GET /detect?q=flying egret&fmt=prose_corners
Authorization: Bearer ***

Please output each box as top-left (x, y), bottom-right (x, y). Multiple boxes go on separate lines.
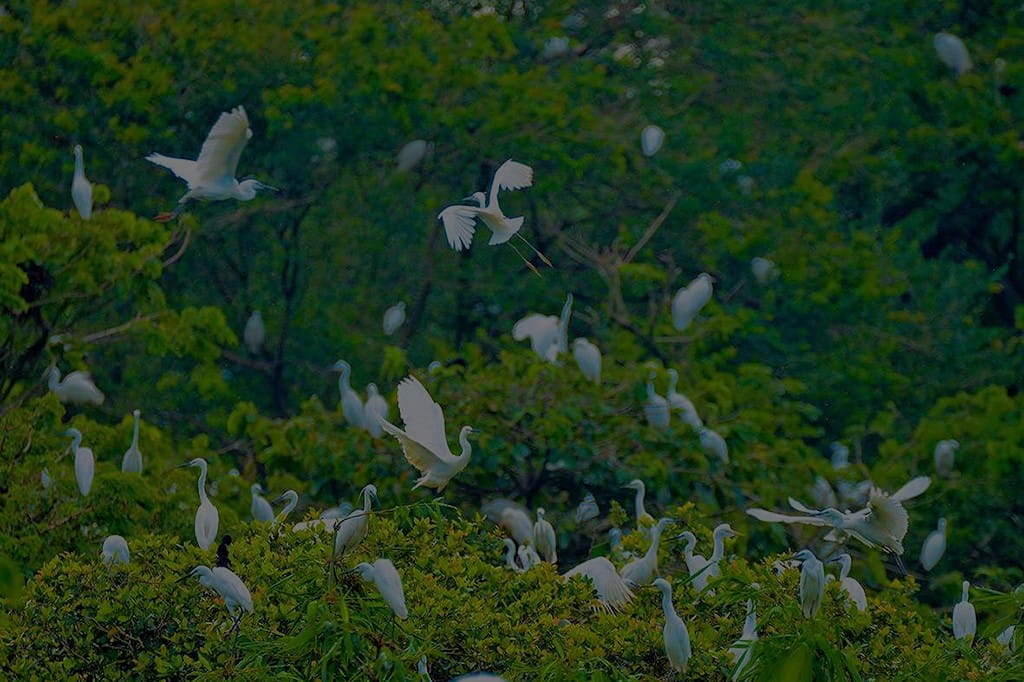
top-left (830, 442), bottom-right (850, 470)
top-left (71, 144), bottom-right (93, 220)
top-left (355, 558), bottom-right (408, 619)
top-left (933, 439), bottom-right (959, 478)
top-left (707, 523), bottom-right (739, 579)
top-left (272, 490), bottom-right (299, 527)
top-left (331, 360), bottom-right (366, 429)
top-left (623, 479), bottom-right (656, 530)
top-left (934, 32), bottom-right (972, 76)
top-left (65, 429), bottom-right (94, 496)
top-left (563, 557), bottom-right (634, 612)
top-left (397, 140), bottom-right (432, 172)
top-left (243, 311), bottom-right (265, 355)
top-left (147, 105), bottom-right (276, 222)
top-left (48, 366), bottom-right (104, 405)
top-left (101, 535), bottom-right (130, 565)
top-left (652, 578), bottom-right (691, 674)
top-left (383, 302), bottom-right (406, 336)
top-left (512, 294), bottom-right (573, 363)
top-left (728, 593), bottom-right (758, 680)
top-left (794, 549), bottom-right (825, 619)
top-left (698, 426), bottom-right (729, 463)
top-left (676, 531), bottom-right (712, 593)
top-left (250, 484), bottom-right (274, 523)
top-left (620, 518), bottom-right (673, 587)
top-left (177, 458), bottom-right (219, 551)
top-left (184, 565), bottom-right (253, 629)
top-left (640, 125), bottom-right (666, 157)
top-left (437, 159), bottom-right (551, 269)
top-left (920, 518), bottom-right (947, 571)
top-left (121, 409), bottom-right (143, 474)
top-left (363, 384), bottom-right (389, 438)
top-left (666, 369), bottom-right (702, 428)
top-left (952, 581), bottom-right (976, 640)
top-left (571, 338), bottom-right (601, 384)
top-left (574, 491), bottom-right (600, 524)
top-left (379, 375), bottom-right (475, 492)
top-left (671, 273), bottom-right (713, 331)
top-left (643, 372), bottom-right (670, 429)
top-left (750, 257), bottom-right (779, 285)
top-left (333, 484), bottom-right (378, 558)
top-left (829, 553), bottom-right (867, 611)
top-left (533, 508), bottom-right (557, 564)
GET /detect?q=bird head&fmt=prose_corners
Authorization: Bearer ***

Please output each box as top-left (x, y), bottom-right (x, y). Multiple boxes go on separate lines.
top-left (177, 566), bottom-right (208, 583)
top-left (651, 578), bottom-right (672, 595)
top-left (813, 508), bottom-right (845, 526)
top-left (272, 490), bottom-right (298, 506)
top-left (463, 191), bottom-right (486, 207)
top-left (330, 359), bottom-right (350, 373)
top-left (623, 479), bottom-right (644, 491)
top-left (250, 483), bottom-right (264, 495)
top-left (791, 549), bottom-right (817, 562)
top-left (937, 517), bottom-right (947, 532)
top-left (361, 484), bottom-right (378, 504)
top-left (176, 458), bottom-right (204, 470)
top-left (714, 523), bottom-right (740, 539)
top-left (239, 179), bottom-right (279, 196)
top-left (672, 530), bottom-right (696, 547)
top-left (461, 426), bottom-right (478, 438)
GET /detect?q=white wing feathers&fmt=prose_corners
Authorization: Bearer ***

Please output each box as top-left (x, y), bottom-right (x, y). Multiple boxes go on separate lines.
top-left (145, 154), bottom-right (199, 185)
top-left (563, 557), bottom-right (634, 612)
top-left (394, 376), bottom-right (456, 463)
top-left (746, 508), bottom-right (831, 526)
top-left (196, 106), bottom-right (252, 183)
top-left (890, 476), bottom-right (931, 503)
top-left (491, 159), bottom-right (533, 196)
top-left (437, 205), bottom-right (480, 251)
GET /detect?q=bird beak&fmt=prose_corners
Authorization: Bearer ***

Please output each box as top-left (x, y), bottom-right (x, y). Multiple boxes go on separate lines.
top-left (175, 570), bottom-right (194, 583)
top-left (461, 195), bottom-right (476, 202)
top-left (258, 182), bottom-right (280, 193)
top-left (271, 494), bottom-right (288, 505)
top-left (671, 533), bottom-right (688, 540)
top-left (175, 462), bottom-right (192, 469)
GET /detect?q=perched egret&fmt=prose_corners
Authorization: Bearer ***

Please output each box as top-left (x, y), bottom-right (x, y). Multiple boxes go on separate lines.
top-left (483, 499), bottom-right (534, 546)
top-left (623, 479), bottom-right (656, 530)
top-left (517, 542), bottom-right (543, 570)
top-left (355, 558), bottom-right (408, 619)
top-left (563, 557), bottom-right (634, 612)
top-left (707, 523), bottom-right (739, 579)
top-left (380, 376), bottom-right (475, 492)
top-left (41, 468), bottom-right (52, 490)
top-left (933, 439), bottom-right (959, 478)
top-left (698, 426), bottom-right (729, 463)
top-left (574, 491), bottom-right (600, 524)
top-left (48, 366), bottom-right (104, 405)
top-left (794, 549), bottom-right (825, 619)
top-left (997, 625), bottom-right (1016, 651)
top-left (65, 429), bottom-right (94, 496)
top-left (243, 311), bottom-right (265, 355)
top-left (502, 538), bottom-right (525, 572)
top-left (533, 508), bottom-right (557, 564)
top-left (829, 553), bottom-right (867, 611)
top-left (652, 579), bottom-right (691, 674)
top-left (750, 256), bottom-right (779, 285)
top-left (184, 565), bottom-right (253, 628)
top-left (620, 518), bottom-right (673, 587)
top-left (671, 273), bottom-right (713, 331)
top-left (934, 32), bottom-right (972, 76)
top-left (676, 531), bottom-right (712, 593)
top-left (643, 372), bottom-right (670, 429)
top-left (177, 458), bottom-right (220, 551)
top-left (512, 294), bottom-right (573, 363)
top-left (666, 369), bottom-right (702, 428)
top-left (147, 105), bottom-right (276, 222)
top-left (952, 581), bottom-right (976, 640)
top-left (333, 484), bottom-right (378, 558)
top-left (920, 518), bottom-right (947, 572)
top-left (359, 385), bottom-right (388, 439)
top-left (121, 409), bottom-right (143, 474)
top-left (729, 594), bottom-right (758, 680)
top-left (250, 484), bottom-right (274, 522)
top-left (572, 338), bottom-right (601, 384)
top-left (830, 442), bottom-right (850, 470)
top-left (640, 125), bottom-right (666, 157)
top-left (331, 360), bottom-right (366, 429)
top-left (72, 144), bottom-right (93, 220)
top-left (396, 140), bottom-right (432, 172)
top-left (383, 302), bottom-right (406, 336)
top-left (272, 490), bottom-right (299, 527)
top-left (101, 535), bottom-right (130, 565)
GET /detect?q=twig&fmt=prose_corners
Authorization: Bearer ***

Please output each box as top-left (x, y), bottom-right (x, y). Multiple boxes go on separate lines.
top-left (624, 191), bottom-right (681, 264)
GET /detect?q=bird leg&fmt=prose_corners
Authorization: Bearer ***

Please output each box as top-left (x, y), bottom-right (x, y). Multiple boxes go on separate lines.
top-left (888, 550), bottom-right (907, 576)
top-left (507, 243), bottom-right (542, 276)
top-left (515, 232), bottom-right (554, 267)
top-left (154, 201), bottom-right (187, 223)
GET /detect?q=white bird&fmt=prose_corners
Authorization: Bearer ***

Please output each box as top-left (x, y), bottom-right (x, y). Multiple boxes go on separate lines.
top-left (811, 476), bottom-right (838, 510)
top-left (666, 369), bottom-right (702, 428)
top-left (640, 125), bottom-right (666, 157)
top-left (643, 372), bottom-right (670, 429)
top-left (794, 549), bottom-right (825, 619)
top-left (920, 517), bottom-right (947, 571)
top-left (830, 442), bottom-right (850, 470)
top-left (563, 557), bottom-right (634, 612)
top-left (541, 36), bottom-right (570, 60)
top-left (933, 439), bottom-right (959, 478)
top-left (533, 508), bottom-right (557, 564)
top-left (185, 565), bottom-right (253, 627)
top-left (177, 458), bottom-right (219, 551)
top-left (620, 518), bottom-right (673, 587)
top-left (572, 338), bottom-right (601, 384)
top-left (671, 273), bottom-right (713, 331)
top-left (517, 542), bottom-right (543, 570)
top-left (71, 144), bottom-right (93, 220)
top-left (331, 360), bottom-right (366, 429)
top-left (147, 105), bottom-right (276, 222)
top-left (952, 580), bottom-right (976, 640)
top-left (380, 375), bottom-right (475, 492)
top-left (676, 531), bottom-right (712, 593)
top-left (243, 311), bottom-right (265, 355)
top-left (396, 140), bottom-right (432, 172)
top-left (437, 159), bottom-right (551, 269)
top-left (623, 479), bottom-right (656, 530)
top-left (728, 593), bottom-right (758, 680)
top-left (698, 426), bottom-right (729, 464)
top-left (355, 558), bottom-right (408, 619)
top-left (934, 32), bottom-right (972, 76)
top-left (829, 553), bottom-right (867, 611)
top-left (707, 523), bottom-right (739, 579)
top-left (250, 484), bottom-right (274, 522)
top-left (502, 538), bottom-right (526, 572)
top-left (333, 484), bottom-right (378, 558)
top-left (271, 490), bottom-right (299, 527)
top-left (750, 256), bottom-right (779, 285)
top-left (48, 366), bottom-right (104, 405)
top-left (512, 294), bottom-right (573, 363)
top-left (574, 491), bottom-right (600, 524)
top-left (363, 384), bottom-right (390, 439)
top-left (65, 429), bottom-right (94, 496)
top-left (101, 535), bottom-right (130, 565)
top-left (997, 625), bottom-right (1016, 651)
top-left (121, 409), bottom-right (143, 474)
top-left (383, 302), bottom-right (406, 336)
top-left (483, 499), bottom-right (535, 546)
top-left (652, 578), bottom-right (691, 675)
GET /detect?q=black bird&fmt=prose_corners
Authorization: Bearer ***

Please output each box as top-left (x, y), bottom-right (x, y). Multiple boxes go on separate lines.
top-left (216, 535), bottom-right (233, 570)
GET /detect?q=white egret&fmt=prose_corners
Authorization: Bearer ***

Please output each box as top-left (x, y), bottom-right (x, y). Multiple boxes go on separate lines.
top-left (101, 535), bottom-right (130, 565)
top-left (643, 372), bottom-right (670, 429)
top-left (640, 125), bottom-right (666, 157)
top-left (363, 384), bottom-right (389, 439)
top-left (620, 518), bottom-right (673, 587)
top-left (396, 140), bottom-right (432, 172)
top-left (355, 558), bottom-right (408, 619)
top-left (623, 479), bottom-right (656, 530)
top-left (417, 655), bottom-right (431, 680)
top-left (830, 442), bottom-right (850, 470)
top-left (243, 311), bottom-right (265, 355)
top-left (437, 159), bottom-right (551, 268)
top-left (728, 593), bottom-right (758, 680)
top-left (250, 484), bottom-right (274, 522)
top-left (698, 426), bottom-right (729, 463)
top-left (574, 491), bottom-right (600, 524)
top-left (331, 360), bottom-right (366, 429)
top-left (829, 553), bottom-right (867, 611)
top-left (920, 518), bottom-right (947, 571)
top-left (571, 338), bottom-right (601, 384)
top-left (707, 523), bottom-right (739, 579)
top-left (177, 458), bottom-right (219, 551)
top-left (48, 366), bottom-right (104, 405)
top-left (271, 490), bottom-right (299, 527)
top-left (502, 538), bottom-right (526, 572)
top-left (794, 549), bottom-right (825, 619)
top-left (72, 144), bottom-right (93, 220)
top-left (533, 508), bottom-right (557, 564)
top-left (934, 32), bottom-right (972, 76)
top-left (483, 499), bottom-right (534, 546)
top-left (512, 294), bottom-right (573, 363)
top-left (952, 580), bottom-right (976, 640)
top-left (333, 484), bottom-right (378, 558)
top-left (541, 36), bottom-right (570, 60)
top-left (563, 557), bottom-right (634, 612)
top-left (184, 565), bottom-right (253, 628)
top-left (676, 531), bottom-right (712, 593)
top-left (383, 302), bottom-right (406, 336)
top-left (41, 468), bottom-right (52, 489)
top-left (517, 542), bottom-right (543, 570)
top-left (750, 256), bottom-right (779, 285)
top-left (666, 369), bottom-right (702, 428)
top-left (121, 409), bottom-right (143, 474)
top-left (671, 273), bottom-right (713, 331)
top-left (147, 105), bottom-right (276, 222)
top-left (933, 439), bottom-right (959, 478)
top-left (452, 674), bottom-right (507, 682)
top-left (380, 375), bottom-right (475, 492)
top-left (997, 625), bottom-right (1016, 651)
top-left (652, 578), bottom-right (691, 675)
top-left (64, 429), bottom-right (94, 496)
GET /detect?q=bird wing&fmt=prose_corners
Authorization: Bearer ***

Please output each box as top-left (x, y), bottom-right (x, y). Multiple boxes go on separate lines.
top-left (890, 476), bottom-right (931, 503)
top-left (380, 418), bottom-right (453, 477)
top-left (746, 508), bottom-right (831, 526)
top-left (564, 557), bottom-right (634, 611)
top-left (437, 205), bottom-right (480, 251)
top-left (394, 375), bottom-right (456, 461)
top-left (866, 488), bottom-right (909, 547)
top-left (489, 159), bottom-right (533, 206)
top-left (196, 106), bottom-right (253, 183)
top-left (215, 567), bottom-right (254, 612)
top-left (146, 153), bottom-right (200, 185)
top-left (788, 497), bottom-right (821, 514)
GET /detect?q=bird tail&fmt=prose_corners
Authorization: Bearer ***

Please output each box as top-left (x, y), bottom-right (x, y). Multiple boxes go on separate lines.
top-left (488, 216), bottom-right (525, 245)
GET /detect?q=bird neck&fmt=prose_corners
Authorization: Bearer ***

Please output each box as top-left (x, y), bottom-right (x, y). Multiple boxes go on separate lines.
top-left (711, 533), bottom-right (726, 562)
top-left (197, 463), bottom-right (210, 504)
top-left (131, 413), bottom-right (140, 448)
top-left (338, 366), bottom-right (350, 391)
top-left (961, 583), bottom-right (970, 602)
top-left (74, 150), bottom-right (84, 176)
top-left (668, 371), bottom-right (677, 395)
top-left (69, 431), bottom-right (82, 451)
top-left (646, 526), bottom-right (663, 558)
top-left (457, 430), bottom-right (473, 459)
top-left (634, 488), bottom-right (646, 519)
top-left (659, 588), bottom-right (676, 617)
top-left (362, 491), bottom-right (373, 512)
top-left (49, 368), bottom-right (61, 390)
top-left (744, 604), bottom-right (757, 637)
